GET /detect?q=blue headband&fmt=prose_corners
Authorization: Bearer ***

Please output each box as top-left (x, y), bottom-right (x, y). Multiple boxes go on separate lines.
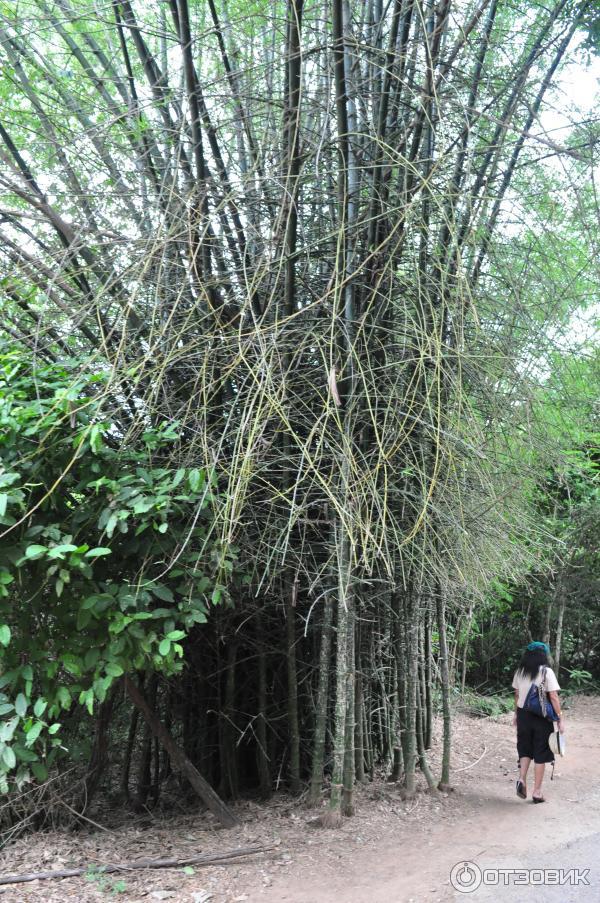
top-left (527, 641), bottom-right (550, 654)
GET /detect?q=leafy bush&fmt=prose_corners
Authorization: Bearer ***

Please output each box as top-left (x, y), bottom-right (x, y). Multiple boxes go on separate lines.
top-left (459, 690), bottom-right (515, 719)
top-left (0, 352), bottom-right (245, 792)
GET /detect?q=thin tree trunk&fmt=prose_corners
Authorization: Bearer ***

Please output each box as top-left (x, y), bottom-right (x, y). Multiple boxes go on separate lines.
top-left (460, 601), bottom-right (475, 695)
top-left (124, 675), bottom-right (239, 828)
top-left (390, 656), bottom-right (404, 782)
top-left (220, 641), bottom-right (238, 799)
top-left (121, 703), bottom-right (139, 803)
top-left (342, 609), bottom-right (356, 816)
top-left (134, 673), bottom-right (158, 811)
top-left (308, 592), bottom-right (334, 805)
top-left (416, 670), bottom-right (437, 792)
top-left (256, 610), bottom-right (271, 799)
top-left (321, 528), bottom-right (354, 826)
top-left (554, 580), bottom-right (567, 677)
top-left (403, 597), bottom-right (419, 796)
top-left (543, 600), bottom-right (553, 647)
top-left (436, 584), bottom-right (452, 790)
top-left (424, 609), bottom-right (433, 749)
top-left (80, 684), bottom-right (119, 812)
top-left (354, 649), bottom-right (365, 783)
top-left (285, 582), bottom-right (301, 794)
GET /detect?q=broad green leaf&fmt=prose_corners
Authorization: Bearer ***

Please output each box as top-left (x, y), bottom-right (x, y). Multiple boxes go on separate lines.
top-left (158, 638), bottom-right (171, 656)
top-left (2, 746), bottom-right (16, 770)
top-left (32, 762), bottom-right (48, 782)
top-left (14, 745), bottom-right (38, 762)
top-left (24, 722), bottom-right (44, 747)
top-left (61, 655), bottom-right (81, 676)
top-left (105, 662), bottom-right (124, 677)
top-left (188, 468), bottom-right (203, 492)
top-left (47, 544), bottom-right (78, 559)
top-left (167, 630), bottom-right (186, 641)
top-left (77, 608), bottom-right (91, 630)
top-left (0, 625), bottom-right (10, 647)
top-left (152, 584), bottom-right (174, 603)
top-left (82, 595), bottom-right (100, 610)
top-left (0, 717), bottom-right (18, 742)
top-left (25, 545), bottom-right (46, 559)
top-left (15, 693), bottom-right (28, 717)
top-left (57, 687), bottom-right (71, 708)
top-left (85, 547), bottom-right (112, 558)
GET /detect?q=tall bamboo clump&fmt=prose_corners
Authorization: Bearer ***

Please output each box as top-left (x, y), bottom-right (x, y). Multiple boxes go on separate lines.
top-left (0, 0), bottom-right (592, 818)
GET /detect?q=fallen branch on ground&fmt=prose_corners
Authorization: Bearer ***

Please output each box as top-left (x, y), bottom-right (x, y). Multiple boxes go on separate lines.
top-left (455, 745), bottom-right (487, 772)
top-left (0, 844), bottom-right (274, 886)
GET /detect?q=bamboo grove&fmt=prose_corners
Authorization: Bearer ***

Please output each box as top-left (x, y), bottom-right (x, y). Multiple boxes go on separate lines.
top-left (0, 0), bottom-right (598, 829)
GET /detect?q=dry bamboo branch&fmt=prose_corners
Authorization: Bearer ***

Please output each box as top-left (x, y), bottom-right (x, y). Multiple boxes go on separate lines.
top-left (0, 845), bottom-right (274, 886)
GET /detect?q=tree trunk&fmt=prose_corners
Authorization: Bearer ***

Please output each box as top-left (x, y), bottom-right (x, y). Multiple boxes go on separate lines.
top-left (424, 609), bottom-right (433, 749)
top-left (416, 671), bottom-right (437, 792)
top-left (219, 641), bottom-right (238, 799)
top-left (543, 599), bottom-right (553, 647)
top-left (80, 684), bottom-right (119, 812)
top-left (308, 592), bottom-right (334, 805)
top-left (354, 657), bottom-right (365, 783)
top-left (324, 528), bottom-right (354, 825)
top-left (121, 702), bottom-right (139, 803)
top-left (403, 600), bottom-right (419, 796)
top-left (256, 611), bottom-right (272, 799)
top-left (342, 608), bottom-right (356, 816)
top-left (124, 675), bottom-right (239, 828)
top-left (285, 581), bottom-right (301, 794)
top-left (554, 582), bottom-right (567, 677)
top-left (460, 600), bottom-right (475, 695)
top-left (436, 584), bottom-right (452, 790)
top-left (134, 673), bottom-right (158, 811)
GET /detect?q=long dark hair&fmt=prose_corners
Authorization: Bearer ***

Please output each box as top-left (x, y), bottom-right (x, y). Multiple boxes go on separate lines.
top-left (516, 647), bottom-right (548, 680)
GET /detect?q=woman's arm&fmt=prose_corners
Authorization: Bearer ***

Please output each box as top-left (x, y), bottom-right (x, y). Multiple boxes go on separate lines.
top-left (548, 690), bottom-right (564, 733)
top-left (512, 688), bottom-right (519, 727)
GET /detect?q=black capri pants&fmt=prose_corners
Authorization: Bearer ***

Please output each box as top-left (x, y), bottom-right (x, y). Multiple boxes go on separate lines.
top-left (516, 706), bottom-right (555, 764)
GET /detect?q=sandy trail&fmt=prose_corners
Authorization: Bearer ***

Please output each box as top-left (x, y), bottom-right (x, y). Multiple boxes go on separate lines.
top-left (253, 696), bottom-right (600, 903)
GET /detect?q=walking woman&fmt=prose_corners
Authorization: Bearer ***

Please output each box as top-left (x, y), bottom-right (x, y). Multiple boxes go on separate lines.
top-left (512, 641), bottom-right (564, 803)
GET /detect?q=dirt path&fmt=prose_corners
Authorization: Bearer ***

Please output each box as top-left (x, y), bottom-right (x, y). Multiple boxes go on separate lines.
top-left (2, 696), bottom-right (599, 903)
top-left (253, 696), bottom-right (600, 903)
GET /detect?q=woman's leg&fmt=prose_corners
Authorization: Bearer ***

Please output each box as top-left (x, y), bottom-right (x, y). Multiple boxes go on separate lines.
top-left (531, 718), bottom-right (553, 799)
top-left (519, 756), bottom-right (531, 786)
top-left (516, 709), bottom-right (534, 796)
top-left (533, 762), bottom-right (545, 798)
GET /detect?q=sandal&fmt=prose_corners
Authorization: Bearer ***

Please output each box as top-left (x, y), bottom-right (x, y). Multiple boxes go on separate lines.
top-left (532, 795), bottom-right (545, 804)
top-left (516, 779), bottom-right (527, 799)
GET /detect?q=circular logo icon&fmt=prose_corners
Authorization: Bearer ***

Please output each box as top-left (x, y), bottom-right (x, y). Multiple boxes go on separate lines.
top-left (450, 861), bottom-right (482, 893)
